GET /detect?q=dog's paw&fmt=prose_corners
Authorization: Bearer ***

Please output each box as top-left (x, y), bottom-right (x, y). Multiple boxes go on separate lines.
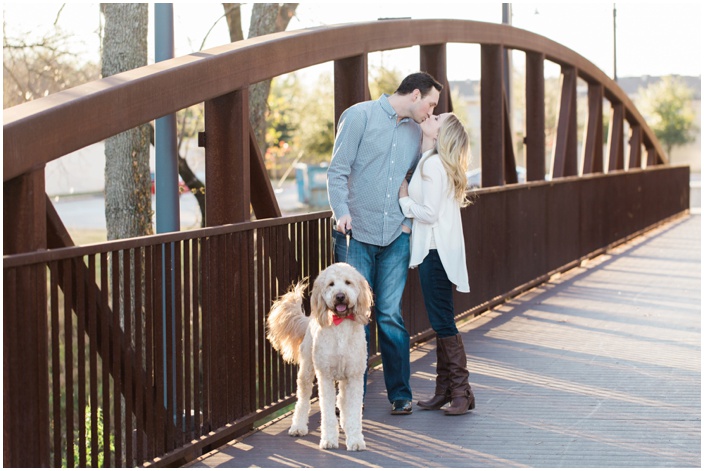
top-left (288, 425), bottom-right (308, 436)
top-left (319, 438), bottom-right (339, 450)
top-left (346, 436), bottom-right (366, 451)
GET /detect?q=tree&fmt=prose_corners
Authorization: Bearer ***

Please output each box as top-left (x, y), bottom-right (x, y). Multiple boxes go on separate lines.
top-left (369, 64), bottom-right (403, 99)
top-left (172, 3), bottom-right (299, 224)
top-left (3, 7), bottom-right (100, 108)
top-left (222, 3), bottom-right (298, 151)
top-left (101, 3), bottom-right (152, 239)
top-left (635, 75), bottom-right (698, 156)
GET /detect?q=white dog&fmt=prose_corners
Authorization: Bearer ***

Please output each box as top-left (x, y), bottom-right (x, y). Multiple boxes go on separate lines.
top-left (266, 262), bottom-right (372, 451)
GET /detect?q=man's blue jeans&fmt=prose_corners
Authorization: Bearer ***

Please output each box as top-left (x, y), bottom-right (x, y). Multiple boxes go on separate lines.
top-left (333, 229), bottom-right (413, 403)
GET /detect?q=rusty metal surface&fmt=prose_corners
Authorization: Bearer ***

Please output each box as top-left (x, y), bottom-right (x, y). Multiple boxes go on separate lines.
top-left (4, 19), bottom-right (666, 182)
top-left (188, 214), bottom-right (700, 469)
top-left (525, 51), bottom-right (546, 182)
top-left (2, 18), bottom-right (687, 468)
top-left (4, 167), bottom-right (689, 466)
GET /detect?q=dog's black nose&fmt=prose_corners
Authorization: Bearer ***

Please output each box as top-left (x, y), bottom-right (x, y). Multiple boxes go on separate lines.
top-left (335, 293), bottom-right (346, 303)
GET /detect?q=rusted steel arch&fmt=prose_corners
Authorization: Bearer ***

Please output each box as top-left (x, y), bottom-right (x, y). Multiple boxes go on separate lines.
top-left (4, 19), bottom-right (666, 182)
top-left (1, 19), bottom-right (687, 468)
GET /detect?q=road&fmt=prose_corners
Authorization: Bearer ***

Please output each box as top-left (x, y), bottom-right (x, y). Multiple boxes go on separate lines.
top-left (52, 175), bottom-right (700, 232)
top-left (52, 179), bottom-right (313, 232)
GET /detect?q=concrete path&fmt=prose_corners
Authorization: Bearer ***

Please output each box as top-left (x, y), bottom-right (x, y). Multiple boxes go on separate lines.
top-left (187, 214), bottom-right (701, 468)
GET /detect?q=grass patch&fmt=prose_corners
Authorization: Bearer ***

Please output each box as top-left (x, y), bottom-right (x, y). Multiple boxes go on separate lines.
top-left (70, 229), bottom-right (108, 246)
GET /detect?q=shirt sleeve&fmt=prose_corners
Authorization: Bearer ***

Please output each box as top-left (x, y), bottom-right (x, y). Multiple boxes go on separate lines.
top-left (399, 158), bottom-right (445, 225)
top-left (326, 106), bottom-right (366, 220)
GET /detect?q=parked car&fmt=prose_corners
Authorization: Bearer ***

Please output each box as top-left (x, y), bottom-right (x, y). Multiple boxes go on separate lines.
top-left (466, 166), bottom-right (527, 188)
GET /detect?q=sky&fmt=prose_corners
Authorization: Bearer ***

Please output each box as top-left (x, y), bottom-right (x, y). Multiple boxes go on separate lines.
top-left (2, 2), bottom-right (702, 81)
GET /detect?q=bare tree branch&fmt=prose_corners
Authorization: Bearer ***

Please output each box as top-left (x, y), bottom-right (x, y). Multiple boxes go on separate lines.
top-left (53, 4), bottom-right (67, 26)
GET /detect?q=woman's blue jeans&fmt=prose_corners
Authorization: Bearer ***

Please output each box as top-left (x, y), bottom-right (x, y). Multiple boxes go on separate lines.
top-left (417, 249), bottom-right (460, 339)
top-left (333, 229), bottom-right (413, 403)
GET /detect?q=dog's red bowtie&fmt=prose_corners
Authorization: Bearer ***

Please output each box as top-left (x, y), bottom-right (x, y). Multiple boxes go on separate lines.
top-left (332, 314), bottom-right (354, 325)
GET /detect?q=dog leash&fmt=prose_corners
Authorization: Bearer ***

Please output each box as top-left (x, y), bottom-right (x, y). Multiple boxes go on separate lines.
top-left (345, 229), bottom-right (351, 261)
top-left (333, 216), bottom-right (352, 262)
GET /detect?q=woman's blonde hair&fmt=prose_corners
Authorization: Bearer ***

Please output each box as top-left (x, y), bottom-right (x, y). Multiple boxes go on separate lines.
top-left (421, 113), bottom-right (471, 207)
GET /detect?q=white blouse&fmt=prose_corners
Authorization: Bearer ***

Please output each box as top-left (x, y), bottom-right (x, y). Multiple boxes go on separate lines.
top-left (399, 150), bottom-right (470, 293)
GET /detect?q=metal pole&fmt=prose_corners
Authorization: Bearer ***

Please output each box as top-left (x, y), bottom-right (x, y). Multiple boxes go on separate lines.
top-left (154, 3), bottom-right (179, 421)
top-left (613, 4), bottom-right (617, 82)
top-left (502, 3), bottom-right (513, 110)
top-left (155, 3), bottom-right (179, 233)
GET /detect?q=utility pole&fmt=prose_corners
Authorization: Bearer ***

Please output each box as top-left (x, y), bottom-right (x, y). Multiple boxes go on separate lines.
top-left (155, 3), bottom-right (179, 233)
top-left (502, 3), bottom-right (513, 109)
top-left (613, 4), bottom-right (618, 82)
top-left (154, 2), bottom-right (179, 418)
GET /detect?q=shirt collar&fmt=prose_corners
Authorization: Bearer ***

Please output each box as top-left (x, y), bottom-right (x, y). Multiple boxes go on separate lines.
top-left (379, 94), bottom-right (410, 123)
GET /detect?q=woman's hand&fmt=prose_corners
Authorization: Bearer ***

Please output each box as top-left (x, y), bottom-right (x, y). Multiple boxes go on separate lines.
top-left (399, 179), bottom-right (409, 198)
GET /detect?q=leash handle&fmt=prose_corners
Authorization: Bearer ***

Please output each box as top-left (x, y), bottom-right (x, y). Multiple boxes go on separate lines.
top-left (332, 217), bottom-right (352, 261)
top-left (345, 229), bottom-right (351, 260)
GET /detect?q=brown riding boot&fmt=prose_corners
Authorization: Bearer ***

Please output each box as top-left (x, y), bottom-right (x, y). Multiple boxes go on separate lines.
top-left (441, 334), bottom-right (476, 416)
top-left (417, 338), bottom-right (451, 410)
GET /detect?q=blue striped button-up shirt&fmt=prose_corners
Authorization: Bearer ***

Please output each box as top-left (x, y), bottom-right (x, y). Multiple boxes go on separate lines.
top-left (327, 94), bottom-right (422, 247)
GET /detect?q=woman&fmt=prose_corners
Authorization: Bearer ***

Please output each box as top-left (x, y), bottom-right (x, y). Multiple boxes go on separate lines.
top-left (398, 112), bottom-right (476, 415)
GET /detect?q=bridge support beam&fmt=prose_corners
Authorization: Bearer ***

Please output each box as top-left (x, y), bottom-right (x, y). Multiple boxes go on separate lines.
top-left (583, 83), bottom-right (605, 174)
top-left (503, 87), bottom-right (518, 184)
top-left (628, 124), bottom-right (643, 170)
top-left (204, 89), bottom-right (251, 225)
top-left (553, 65), bottom-right (578, 178)
top-left (420, 44), bottom-right (450, 114)
top-left (607, 103), bottom-right (626, 172)
top-left (334, 55), bottom-right (369, 128)
top-left (525, 52), bottom-right (546, 182)
top-left (480, 44), bottom-right (505, 187)
top-left (3, 170), bottom-right (50, 467)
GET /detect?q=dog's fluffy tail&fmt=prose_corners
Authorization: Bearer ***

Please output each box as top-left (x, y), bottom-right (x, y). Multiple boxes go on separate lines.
top-left (266, 280), bottom-right (309, 364)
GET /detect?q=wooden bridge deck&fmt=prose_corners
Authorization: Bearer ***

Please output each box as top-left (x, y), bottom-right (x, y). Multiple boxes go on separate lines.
top-left (186, 214), bottom-right (701, 468)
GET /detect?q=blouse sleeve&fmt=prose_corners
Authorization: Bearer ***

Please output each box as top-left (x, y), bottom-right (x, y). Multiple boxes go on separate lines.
top-left (399, 158), bottom-right (445, 225)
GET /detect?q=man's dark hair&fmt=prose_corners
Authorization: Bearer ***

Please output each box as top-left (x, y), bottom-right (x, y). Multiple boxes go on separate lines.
top-left (395, 72), bottom-right (443, 97)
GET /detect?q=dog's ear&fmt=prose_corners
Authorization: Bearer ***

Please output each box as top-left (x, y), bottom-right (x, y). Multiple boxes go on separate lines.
top-left (354, 273), bottom-right (373, 326)
top-left (311, 269), bottom-right (332, 327)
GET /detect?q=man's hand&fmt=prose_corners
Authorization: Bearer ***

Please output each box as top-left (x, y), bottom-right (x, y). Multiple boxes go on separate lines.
top-left (336, 214), bottom-right (352, 234)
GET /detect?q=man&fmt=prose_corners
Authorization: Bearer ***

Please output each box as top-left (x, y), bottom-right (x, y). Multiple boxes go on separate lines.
top-left (327, 72), bottom-right (443, 415)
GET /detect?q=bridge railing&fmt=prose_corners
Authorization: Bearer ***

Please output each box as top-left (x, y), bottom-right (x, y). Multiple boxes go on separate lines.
top-left (3, 20), bottom-right (689, 467)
